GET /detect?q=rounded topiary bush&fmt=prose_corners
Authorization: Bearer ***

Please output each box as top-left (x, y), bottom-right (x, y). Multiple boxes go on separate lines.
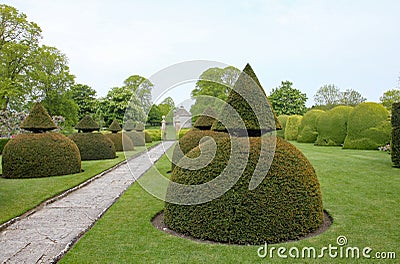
top-left (144, 131), bottom-right (152, 143)
top-left (69, 133), bottom-right (116, 160)
top-left (297, 110), bottom-right (325, 143)
top-left (315, 106), bottom-right (353, 146)
top-left (125, 131), bottom-right (145, 146)
top-left (284, 115), bottom-right (303, 141)
top-left (105, 133), bottom-right (134, 151)
top-left (164, 136), bottom-right (324, 244)
top-left (343, 102), bottom-right (391, 150)
top-left (0, 138), bottom-right (10, 154)
top-left (171, 129), bottom-right (227, 172)
top-left (276, 115), bottom-right (289, 138)
top-left (2, 133), bottom-right (81, 178)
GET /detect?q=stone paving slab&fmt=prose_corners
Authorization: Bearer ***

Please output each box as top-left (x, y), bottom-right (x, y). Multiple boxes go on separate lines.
top-left (0, 141), bottom-right (175, 264)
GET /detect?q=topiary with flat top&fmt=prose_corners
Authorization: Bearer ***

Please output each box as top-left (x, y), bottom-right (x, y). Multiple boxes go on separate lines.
top-left (164, 63), bottom-right (323, 245)
top-left (343, 102), bottom-right (391, 150)
top-left (144, 131), bottom-right (152, 143)
top-left (315, 106), bottom-right (353, 146)
top-left (297, 109), bottom-right (325, 143)
top-left (193, 107), bottom-right (218, 130)
top-left (2, 102), bottom-right (81, 178)
top-left (75, 115), bottom-right (99, 133)
top-left (391, 102), bottom-right (400, 167)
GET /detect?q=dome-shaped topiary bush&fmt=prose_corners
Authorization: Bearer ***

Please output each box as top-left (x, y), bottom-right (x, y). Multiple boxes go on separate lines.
top-left (105, 133), bottom-right (134, 151)
top-left (164, 136), bottom-right (324, 244)
top-left (193, 107), bottom-right (218, 130)
top-left (125, 131), bottom-right (145, 146)
top-left (144, 131), bottom-right (152, 143)
top-left (171, 129), bottom-right (227, 172)
top-left (276, 115), bottom-right (289, 138)
top-left (315, 106), bottom-right (353, 146)
top-left (69, 133), bottom-right (116, 160)
top-left (297, 110), bottom-right (325, 143)
top-left (2, 102), bottom-right (81, 178)
top-left (343, 102), bottom-right (391, 150)
top-left (135, 122), bottom-right (145, 132)
top-left (2, 133), bottom-right (81, 178)
top-left (391, 103), bottom-right (400, 167)
top-left (284, 115), bottom-right (303, 141)
top-left (164, 63), bottom-right (324, 245)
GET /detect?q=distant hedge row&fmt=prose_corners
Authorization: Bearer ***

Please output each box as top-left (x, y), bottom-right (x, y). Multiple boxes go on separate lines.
top-left (392, 103), bottom-right (400, 167)
top-left (278, 102), bottom-right (392, 150)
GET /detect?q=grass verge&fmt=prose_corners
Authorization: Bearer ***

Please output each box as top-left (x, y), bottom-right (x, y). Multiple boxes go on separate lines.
top-left (0, 142), bottom-right (159, 225)
top-left (61, 142), bottom-right (399, 263)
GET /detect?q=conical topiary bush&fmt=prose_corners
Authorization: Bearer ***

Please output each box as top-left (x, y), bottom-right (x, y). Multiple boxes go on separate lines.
top-left (69, 116), bottom-right (116, 160)
top-left (211, 63), bottom-right (281, 136)
top-left (164, 64), bottom-right (324, 245)
top-left (75, 115), bottom-right (100, 133)
top-left (20, 102), bottom-right (57, 133)
top-left (2, 102), bottom-right (81, 178)
top-left (109, 119), bottom-right (122, 133)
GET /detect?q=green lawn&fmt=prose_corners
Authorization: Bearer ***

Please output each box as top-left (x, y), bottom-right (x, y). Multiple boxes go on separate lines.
top-left (61, 142), bottom-right (399, 263)
top-left (0, 142), bottom-right (158, 225)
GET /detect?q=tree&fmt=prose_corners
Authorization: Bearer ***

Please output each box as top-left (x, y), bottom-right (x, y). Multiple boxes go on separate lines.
top-left (380, 89), bottom-right (400, 111)
top-left (0, 4), bottom-right (42, 110)
top-left (70, 84), bottom-right (98, 119)
top-left (161, 96), bottom-right (175, 110)
top-left (190, 66), bottom-right (240, 118)
top-left (123, 75), bottom-right (153, 112)
top-left (102, 86), bottom-right (145, 125)
top-left (269, 81), bottom-right (308, 116)
top-left (339, 89), bottom-right (366, 106)
top-left (146, 104), bottom-right (162, 126)
top-left (313, 84), bottom-right (341, 108)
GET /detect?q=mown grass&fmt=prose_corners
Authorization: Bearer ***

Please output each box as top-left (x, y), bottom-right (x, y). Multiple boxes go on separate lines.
top-left (0, 142), bottom-right (158, 225)
top-left (62, 142), bottom-right (399, 263)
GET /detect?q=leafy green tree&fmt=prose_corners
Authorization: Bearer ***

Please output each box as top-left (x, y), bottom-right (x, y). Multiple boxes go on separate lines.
top-left (70, 84), bottom-right (98, 119)
top-left (190, 66), bottom-right (240, 117)
top-left (161, 96), bottom-right (175, 109)
top-left (123, 75), bottom-right (153, 112)
top-left (339, 89), bottom-right (366, 106)
top-left (313, 84), bottom-right (341, 108)
top-left (102, 86), bottom-right (145, 125)
top-left (146, 104), bottom-right (162, 126)
top-left (380, 89), bottom-right (400, 111)
top-left (269, 81), bottom-right (308, 116)
top-left (0, 4), bottom-right (42, 110)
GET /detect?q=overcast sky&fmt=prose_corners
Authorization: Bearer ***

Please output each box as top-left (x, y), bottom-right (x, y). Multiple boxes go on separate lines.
top-left (4, 0), bottom-right (400, 107)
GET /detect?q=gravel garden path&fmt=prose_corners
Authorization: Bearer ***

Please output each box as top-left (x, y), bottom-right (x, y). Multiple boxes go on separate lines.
top-left (0, 141), bottom-right (175, 264)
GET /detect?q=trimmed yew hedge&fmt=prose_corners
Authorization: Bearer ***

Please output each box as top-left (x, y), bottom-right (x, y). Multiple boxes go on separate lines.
top-left (171, 129), bottom-right (227, 172)
top-left (2, 133), bottom-right (81, 178)
top-left (105, 133), bottom-right (134, 151)
top-left (145, 129), bottom-right (161, 142)
top-left (0, 138), bottom-right (10, 154)
top-left (69, 133), bottom-right (116, 160)
top-left (144, 131), bottom-right (152, 143)
top-left (391, 102), bottom-right (400, 167)
top-left (297, 110), bottom-right (325, 143)
top-left (125, 131), bottom-right (145, 146)
top-left (165, 136), bottom-right (324, 244)
top-left (284, 115), bottom-right (303, 141)
top-left (276, 115), bottom-right (289, 138)
top-left (315, 106), bottom-right (353, 146)
top-left (343, 102), bottom-right (391, 150)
